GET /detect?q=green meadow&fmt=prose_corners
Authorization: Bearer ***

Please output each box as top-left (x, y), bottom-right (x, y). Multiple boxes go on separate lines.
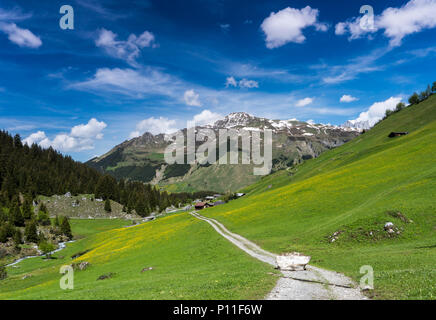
top-left (202, 95), bottom-right (436, 299)
top-left (0, 215), bottom-right (276, 300)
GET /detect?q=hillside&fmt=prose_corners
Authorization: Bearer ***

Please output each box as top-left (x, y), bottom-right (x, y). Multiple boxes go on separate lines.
top-left (0, 214), bottom-right (277, 299)
top-left (87, 113), bottom-right (359, 193)
top-left (200, 95), bottom-right (436, 299)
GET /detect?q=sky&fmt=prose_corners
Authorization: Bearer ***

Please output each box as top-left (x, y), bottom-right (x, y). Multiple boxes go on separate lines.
top-left (0, 0), bottom-right (435, 162)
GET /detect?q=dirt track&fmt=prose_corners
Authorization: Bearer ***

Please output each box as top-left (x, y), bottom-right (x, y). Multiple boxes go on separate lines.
top-left (190, 211), bottom-right (367, 300)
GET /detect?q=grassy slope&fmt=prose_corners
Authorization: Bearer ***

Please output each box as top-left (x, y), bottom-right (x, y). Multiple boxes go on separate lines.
top-left (1, 214), bottom-right (276, 300)
top-left (203, 96), bottom-right (436, 299)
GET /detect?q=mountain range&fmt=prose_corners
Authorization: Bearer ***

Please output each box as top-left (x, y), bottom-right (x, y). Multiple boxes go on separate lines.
top-left (87, 112), bottom-right (360, 193)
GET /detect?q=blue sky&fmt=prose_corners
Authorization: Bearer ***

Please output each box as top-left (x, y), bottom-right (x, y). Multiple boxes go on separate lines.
top-left (0, 0), bottom-right (435, 161)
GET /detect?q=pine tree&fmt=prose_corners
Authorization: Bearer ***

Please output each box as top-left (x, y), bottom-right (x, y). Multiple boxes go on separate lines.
top-left (10, 203), bottom-right (25, 227)
top-left (60, 216), bottom-right (73, 240)
top-left (24, 221), bottom-right (38, 243)
top-left (104, 198), bottom-right (112, 213)
top-left (54, 215), bottom-right (60, 227)
top-left (22, 197), bottom-right (33, 220)
top-left (13, 229), bottom-right (22, 247)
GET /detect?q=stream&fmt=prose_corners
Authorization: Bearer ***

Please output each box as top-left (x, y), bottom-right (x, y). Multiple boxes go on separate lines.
top-left (6, 240), bottom-right (76, 267)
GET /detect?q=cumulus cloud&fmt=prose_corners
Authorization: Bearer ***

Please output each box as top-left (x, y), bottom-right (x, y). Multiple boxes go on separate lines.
top-left (192, 110), bottom-right (223, 126)
top-left (184, 89), bottom-right (202, 107)
top-left (295, 97), bottom-right (313, 107)
top-left (0, 22), bottom-right (41, 48)
top-left (351, 96), bottom-right (402, 127)
top-left (95, 28), bottom-right (157, 66)
top-left (23, 131), bottom-right (47, 146)
top-left (261, 6), bottom-right (328, 49)
top-left (340, 95), bottom-right (359, 103)
top-left (129, 117), bottom-right (177, 138)
top-left (335, 0), bottom-right (436, 46)
top-left (23, 119), bottom-right (107, 152)
top-left (225, 76), bottom-right (259, 88)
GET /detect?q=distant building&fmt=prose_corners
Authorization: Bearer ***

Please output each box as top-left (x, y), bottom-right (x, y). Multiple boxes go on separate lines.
top-left (195, 202), bottom-right (213, 210)
top-left (213, 201), bottom-right (226, 206)
top-left (195, 202), bottom-right (206, 210)
top-left (388, 132), bottom-right (409, 138)
top-left (236, 193), bottom-right (246, 197)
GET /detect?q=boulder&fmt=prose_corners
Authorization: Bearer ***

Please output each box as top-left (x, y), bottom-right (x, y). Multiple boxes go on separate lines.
top-left (276, 252), bottom-right (311, 271)
top-left (384, 222), bottom-right (394, 230)
top-left (97, 272), bottom-right (114, 281)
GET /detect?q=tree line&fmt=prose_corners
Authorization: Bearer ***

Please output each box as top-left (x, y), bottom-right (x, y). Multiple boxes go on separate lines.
top-left (383, 81), bottom-right (436, 119)
top-left (0, 131), bottom-right (214, 218)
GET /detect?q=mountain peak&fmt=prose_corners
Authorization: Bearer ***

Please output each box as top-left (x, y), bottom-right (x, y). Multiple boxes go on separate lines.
top-left (213, 112), bottom-right (257, 128)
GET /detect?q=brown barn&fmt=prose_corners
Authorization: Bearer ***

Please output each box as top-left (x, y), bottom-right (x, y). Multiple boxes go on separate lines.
top-left (195, 202), bottom-right (206, 210)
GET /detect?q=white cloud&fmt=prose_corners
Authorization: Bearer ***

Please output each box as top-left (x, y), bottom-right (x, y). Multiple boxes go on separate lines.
top-left (261, 6), bottom-right (328, 49)
top-left (70, 118), bottom-right (107, 139)
top-left (322, 47), bottom-right (389, 84)
top-left (351, 96), bottom-right (402, 127)
top-left (225, 76), bottom-right (259, 88)
top-left (129, 117), bottom-right (177, 138)
top-left (295, 97), bottom-right (313, 107)
top-left (184, 89), bottom-right (202, 107)
top-left (192, 110), bottom-right (223, 126)
top-left (334, 15), bottom-right (377, 40)
top-left (340, 95), bottom-right (359, 103)
top-left (23, 119), bottom-right (107, 152)
top-left (378, 0), bottom-right (436, 46)
top-left (70, 67), bottom-right (180, 99)
top-left (95, 28), bottom-right (156, 66)
top-left (23, 131), bottom-right (47, 146)
top-left (0, 22), bottom-right (42, 48)
top-left (336, 0), bottom-right (436, 46)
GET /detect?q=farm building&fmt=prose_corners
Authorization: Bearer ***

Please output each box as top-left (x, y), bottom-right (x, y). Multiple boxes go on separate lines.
top-left (195, 202), bottom-right (213, 210)
top-left (388, 132), bottom-right (409, 138)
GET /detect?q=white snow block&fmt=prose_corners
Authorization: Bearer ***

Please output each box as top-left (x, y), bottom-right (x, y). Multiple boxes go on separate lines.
top-left (276, 253), bottom-right (311, 271)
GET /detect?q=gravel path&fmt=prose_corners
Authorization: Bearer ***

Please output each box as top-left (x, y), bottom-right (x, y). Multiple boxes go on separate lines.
top-left (190, 212), bottom-right (367, 300)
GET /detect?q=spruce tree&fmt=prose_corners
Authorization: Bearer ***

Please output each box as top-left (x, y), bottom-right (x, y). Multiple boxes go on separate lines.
top-left (13, 229), bottom-right (22, 247)
top-left (24, 221), bottom-right (38, 243)
top-left (22, 198), bottom-right (33, 220)
top-left (60, 216), bottom-right (73, 240)
top-left (54, 215), bottom-right (60, 227)
top-left (10, 203), bottom-right (25, 227)
top-left (104, 198), bottom-right (112, 213)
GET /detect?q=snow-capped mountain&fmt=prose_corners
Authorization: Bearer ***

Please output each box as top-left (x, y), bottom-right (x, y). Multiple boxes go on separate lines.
top-left (342, 120), bottom-right (371, 130)
top-left (87, 112), bottom-right (360, 193)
